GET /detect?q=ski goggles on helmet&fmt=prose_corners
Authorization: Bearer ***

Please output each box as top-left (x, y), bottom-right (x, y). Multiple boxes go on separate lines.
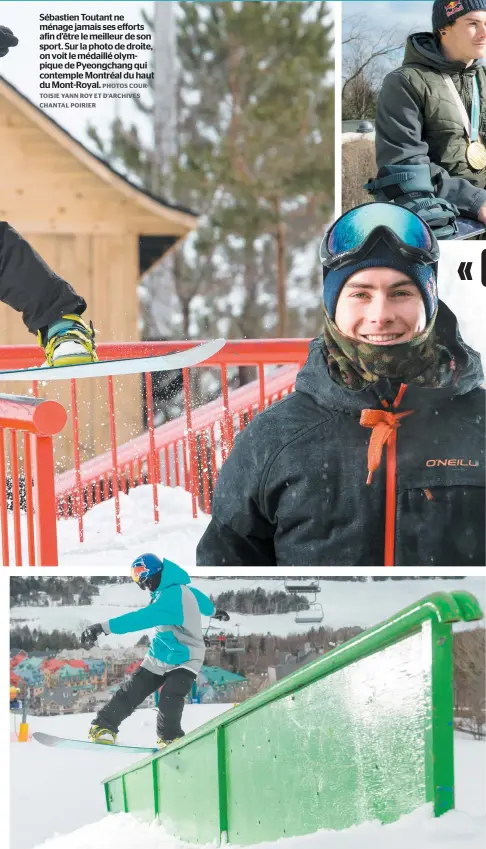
top-left (320, 203), bottom-right (439, 271)
top-left (131, 563), bottom-right (150, 587)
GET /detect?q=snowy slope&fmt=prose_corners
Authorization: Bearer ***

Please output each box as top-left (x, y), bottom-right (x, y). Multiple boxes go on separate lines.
top-left (10, 577), bottom-right (486, 645)
top-left (10, 707), bottom-right (231, 849)
top-left (10, 711), bottom-right (486, 849)
top-left (23, 805), bottom-right (486, 849)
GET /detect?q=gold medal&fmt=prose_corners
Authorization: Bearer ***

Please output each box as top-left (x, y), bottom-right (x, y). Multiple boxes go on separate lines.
top-left (466, 139), bottom-right (486, 171)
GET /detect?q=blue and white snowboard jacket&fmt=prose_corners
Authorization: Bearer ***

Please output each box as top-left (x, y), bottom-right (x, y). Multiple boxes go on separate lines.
top-left (101, 561), bottom-right (214, 676)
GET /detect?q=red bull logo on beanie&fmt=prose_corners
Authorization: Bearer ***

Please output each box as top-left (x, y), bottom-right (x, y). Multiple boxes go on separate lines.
top-left (445, 1), bottom-right (464, 17)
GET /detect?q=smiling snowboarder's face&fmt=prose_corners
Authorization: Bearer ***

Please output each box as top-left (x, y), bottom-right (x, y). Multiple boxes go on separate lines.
top-left (334, 268), bottom-right (427, 346)
top-left (441, 11), bottom-right (486, 62)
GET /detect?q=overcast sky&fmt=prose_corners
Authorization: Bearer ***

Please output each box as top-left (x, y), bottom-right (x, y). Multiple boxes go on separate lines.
top-left (343, 1), bottom-right (431, 37)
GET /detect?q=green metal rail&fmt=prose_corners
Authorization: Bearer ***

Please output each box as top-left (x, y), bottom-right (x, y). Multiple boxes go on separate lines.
top-left (103, 591), bottom-right (483, 845)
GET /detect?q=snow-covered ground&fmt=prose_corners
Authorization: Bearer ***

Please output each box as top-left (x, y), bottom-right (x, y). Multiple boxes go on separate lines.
top-left (58, 485), bottom-right (210, 567)
top-left (7, 485), bottom-right (210, 567)
top-left (10, 707), bottom-right (230, 849)
top-left (10, 711), bottom-right (486, 849)
top-left (10, 577), bottom-right (486, 645)
top-left (342, 131), bottom-right (376, 143)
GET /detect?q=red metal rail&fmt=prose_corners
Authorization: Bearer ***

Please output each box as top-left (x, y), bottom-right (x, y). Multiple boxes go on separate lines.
top-left (0, 394), bottom-right (67, 566)
top-left (0, 340), bottom-right (311, 550)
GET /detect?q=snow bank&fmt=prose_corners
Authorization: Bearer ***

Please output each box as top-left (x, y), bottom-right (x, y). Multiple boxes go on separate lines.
top-left (4, 484), bottom-right (209, 567)
top-left (10, 714), bottom-right (486, 849)
top-left (342, 131), bottom-right (376, 143)
top-left (28, 794), bottom-right (486, 849)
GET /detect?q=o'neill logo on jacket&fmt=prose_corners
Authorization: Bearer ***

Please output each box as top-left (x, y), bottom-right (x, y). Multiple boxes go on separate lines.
top-left (426, 458), bottom-right (479, 467)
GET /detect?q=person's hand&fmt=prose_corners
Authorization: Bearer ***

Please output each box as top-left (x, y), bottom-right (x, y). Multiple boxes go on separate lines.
top-left (80, 623), bottom-right (105, 648)
top-left (214, 609), bottom-right (230, 622)
top-left (477, 204), bottom-right (486, 225)
top-left (0, 27), bottom-right (18, 57)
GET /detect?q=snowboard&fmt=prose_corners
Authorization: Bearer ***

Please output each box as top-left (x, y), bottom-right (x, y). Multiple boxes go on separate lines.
top-left (451, 218), bottom-right (486, 240)
top-left (0, 338), bottom-right (225, 382)
top-left (33, 731), bottom-right (157, 754)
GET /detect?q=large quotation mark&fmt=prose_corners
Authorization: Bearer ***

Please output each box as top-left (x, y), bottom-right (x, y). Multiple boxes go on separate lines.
top-left (458, 261), bottom-right (473, 281)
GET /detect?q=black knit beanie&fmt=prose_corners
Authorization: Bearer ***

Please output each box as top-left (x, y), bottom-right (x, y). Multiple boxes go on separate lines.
top-left (433, 0), bottom-right (486, 31)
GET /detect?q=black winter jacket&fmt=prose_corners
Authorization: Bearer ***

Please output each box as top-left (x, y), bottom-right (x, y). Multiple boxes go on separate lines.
top-left (0, 222), bottom-right (85, 333)
top-left (375, 33), bottom-right (486, 217)
top-left (196, 303), bottom-right (485, 567)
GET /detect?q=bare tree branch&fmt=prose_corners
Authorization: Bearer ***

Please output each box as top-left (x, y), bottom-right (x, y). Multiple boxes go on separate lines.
top-left (342, 17), bottom-right (403, 96)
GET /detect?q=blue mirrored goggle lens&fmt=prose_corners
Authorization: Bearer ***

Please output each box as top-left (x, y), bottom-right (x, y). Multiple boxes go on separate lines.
top-left (327, 204), bottom-right (433, 256)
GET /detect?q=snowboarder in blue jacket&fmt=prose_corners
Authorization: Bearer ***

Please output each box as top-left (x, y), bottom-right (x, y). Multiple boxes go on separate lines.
top-left (80, 555), bottom-right (216, 748)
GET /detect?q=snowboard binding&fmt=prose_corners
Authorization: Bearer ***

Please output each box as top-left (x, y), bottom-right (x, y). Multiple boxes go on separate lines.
top-left (39, 314), bottom-right (98, 368)
top-left (88, 725), bottom-right (117, 745)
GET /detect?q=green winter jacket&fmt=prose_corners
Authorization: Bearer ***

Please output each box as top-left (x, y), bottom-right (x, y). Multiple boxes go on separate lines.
top-left (375, 32), bottom-right (486, 217)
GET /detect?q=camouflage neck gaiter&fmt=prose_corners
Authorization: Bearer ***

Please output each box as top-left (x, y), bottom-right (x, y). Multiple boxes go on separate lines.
top-left (322, 308), bottom-right (455, 390)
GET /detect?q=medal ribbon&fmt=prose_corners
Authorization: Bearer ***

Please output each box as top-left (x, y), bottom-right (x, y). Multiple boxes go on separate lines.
top-left (471, 75), bottom-right (480, 142)
top-left (442, 72), bottom-right (481, 141)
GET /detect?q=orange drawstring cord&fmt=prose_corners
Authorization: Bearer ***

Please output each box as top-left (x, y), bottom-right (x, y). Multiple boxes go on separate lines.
top-left (360, 384), bottom-right (414, 567)
top-left (359, 409), bottom-right (413, 485)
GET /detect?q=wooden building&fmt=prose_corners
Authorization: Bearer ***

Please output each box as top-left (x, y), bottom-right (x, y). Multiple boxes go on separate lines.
top-left (0, 76), bottom-right (198, 468)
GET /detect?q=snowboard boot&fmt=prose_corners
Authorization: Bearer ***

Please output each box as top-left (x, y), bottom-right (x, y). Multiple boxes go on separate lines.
top-left (39, 314), bottom-right (98, 367)
top-left (88, 725), bottom-right (117, 745)
top-left (157, 737), bottom-right (181, 749)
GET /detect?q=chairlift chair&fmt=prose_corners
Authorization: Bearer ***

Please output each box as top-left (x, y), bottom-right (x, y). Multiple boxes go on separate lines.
top-left (294, 603), bottom-right (324, 625)
top-left (223, 637), bottom-right (245, 654)
top-left (285, 580), bottom-right (321, 594)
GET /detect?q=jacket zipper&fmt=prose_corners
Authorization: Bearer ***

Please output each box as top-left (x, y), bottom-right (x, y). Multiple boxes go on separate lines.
top-left (384, 383), bottom-right (409, 567)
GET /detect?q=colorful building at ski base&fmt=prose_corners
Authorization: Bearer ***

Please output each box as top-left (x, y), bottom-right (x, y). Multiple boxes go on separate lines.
top-left (103, 591), bottom-right (484, 845)
top-left (10, 654), bottom-right (108, 699)
top-left (10, 649), bottom-right (246, 713)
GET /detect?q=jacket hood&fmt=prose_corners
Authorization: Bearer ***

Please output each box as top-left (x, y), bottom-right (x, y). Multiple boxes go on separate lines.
top-left (295, 301), bottom-right (483, 415)
top-left (404, 31), bottom-right (484, 73)
top-left (158, 559), bottom-right (191, 590)
top-left (153, 559), bottom-right (214, 617)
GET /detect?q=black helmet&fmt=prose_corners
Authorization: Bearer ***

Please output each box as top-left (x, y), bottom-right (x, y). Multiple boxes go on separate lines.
top-left (0, 26), bottom-right (18, 58)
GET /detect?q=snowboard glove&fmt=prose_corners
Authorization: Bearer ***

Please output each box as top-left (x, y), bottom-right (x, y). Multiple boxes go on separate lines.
top-left (81, 623), bottom-right (105, 648)
top-left (0, 26), bottom-right (18, 57)
top-left (214, 609), bottom-right (230, 622)
top-left (365, 164), bottom-right (459, 239)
